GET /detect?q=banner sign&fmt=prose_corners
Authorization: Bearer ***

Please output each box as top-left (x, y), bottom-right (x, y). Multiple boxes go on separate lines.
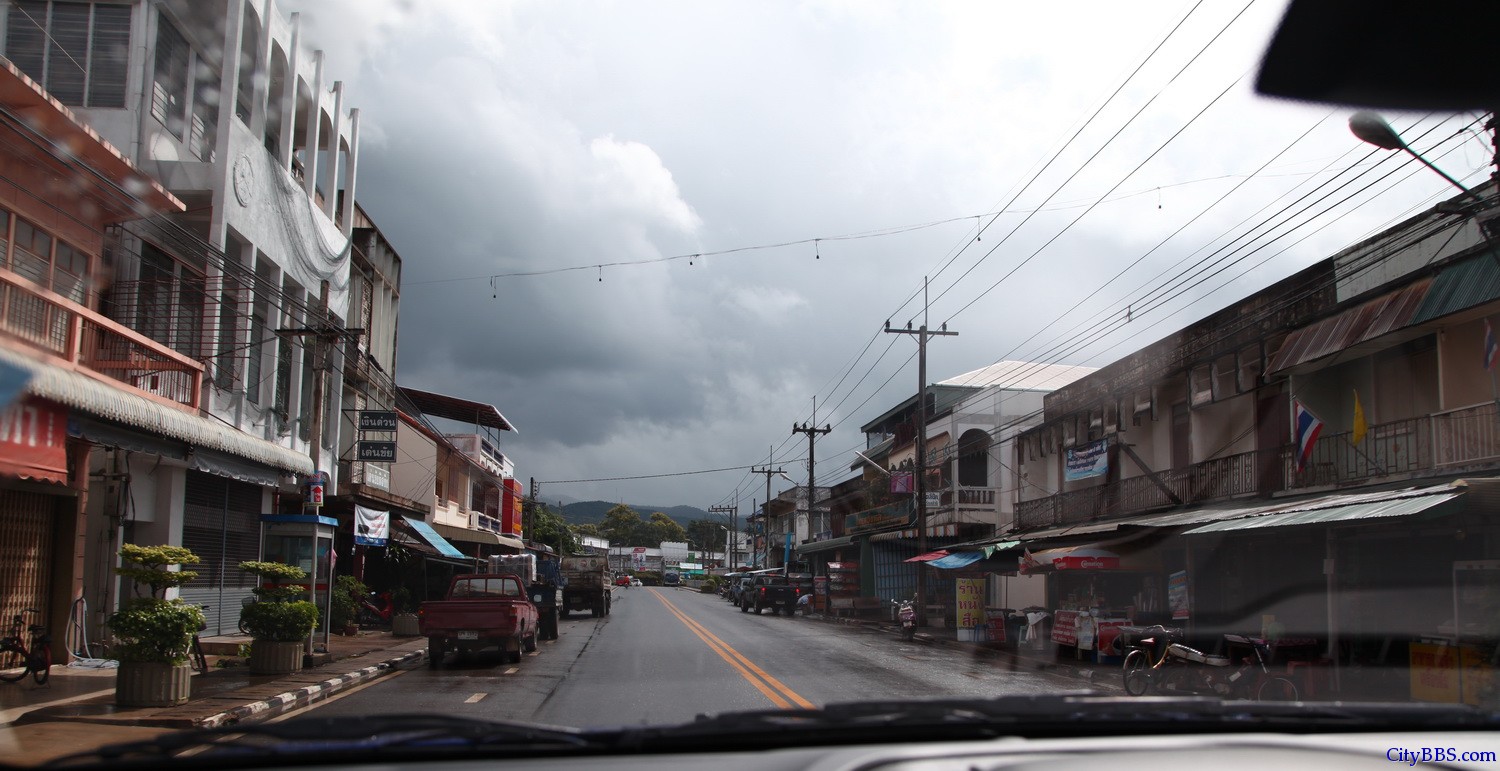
top-left (357, 411), bottom-right (399, 431)
top-left (355, 506), bottom-right (389, 547)
top-left (357, 440), bottom-right (397, 462)
top-left (890, 471), bottom-right (913, 494)
top-left (1064, 438), bottom-right (1109, 481)
top-left (956, 578), bottom-right (985, 629)
top-left (1169, 569), bottom-right (1190, 620)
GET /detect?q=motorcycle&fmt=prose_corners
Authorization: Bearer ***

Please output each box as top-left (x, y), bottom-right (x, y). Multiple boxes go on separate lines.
top-left (892, 596), bottom-right (916, 640)
top-left (357, 590), bottom-right (394, 627)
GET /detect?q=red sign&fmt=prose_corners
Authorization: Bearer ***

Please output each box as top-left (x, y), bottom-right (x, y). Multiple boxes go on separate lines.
top-left (500, 478), bottom-right (525, 535)
top-left (1052, 610), bottom-right (1079, 646)
top-left (0, 397), bottom-right (67, 485)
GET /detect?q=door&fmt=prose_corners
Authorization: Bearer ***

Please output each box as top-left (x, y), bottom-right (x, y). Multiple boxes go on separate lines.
top-left (180, 472), bottom-right (265, 636)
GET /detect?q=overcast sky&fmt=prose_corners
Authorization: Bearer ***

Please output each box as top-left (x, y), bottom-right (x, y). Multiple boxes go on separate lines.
top-left (280, 0), bottom-right (1491, 511)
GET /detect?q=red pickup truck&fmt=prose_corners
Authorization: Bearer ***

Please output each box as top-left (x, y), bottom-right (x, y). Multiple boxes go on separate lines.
top-left (419, 573), bottom-right (539, 669)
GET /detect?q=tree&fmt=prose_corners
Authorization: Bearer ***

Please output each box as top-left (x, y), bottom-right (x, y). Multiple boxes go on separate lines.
top-left (600, 504), bottom-right (645, 546)
top-left (685, 519), bottom-right (723, 552)
top-left (646, 511), bottom-right (688, 545)
top-left (531, 504), bottom-right (581, 555)
top-left (568, 522), bottom-right (601, 537)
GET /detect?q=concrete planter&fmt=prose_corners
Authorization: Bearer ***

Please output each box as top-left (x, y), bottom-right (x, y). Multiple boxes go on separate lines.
top-left (392, 613), bottom-right (420, 637)
top-left (115, 661), bottom-right (192, 707)
top-left (249, 640), bottom-right (305, 675)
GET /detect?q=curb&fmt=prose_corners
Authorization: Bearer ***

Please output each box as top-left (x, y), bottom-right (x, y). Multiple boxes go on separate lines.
top-left (195, 647), bottom-right (427, 729)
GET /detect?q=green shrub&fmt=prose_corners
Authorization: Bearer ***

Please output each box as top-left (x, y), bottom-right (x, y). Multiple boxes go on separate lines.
top-left (331, 574), bottom-right (369, 628)
top-left (239, 600), bottom-right (319, 642)
top-left (107, 598), bottom-right (204, 665)
top-left (116, 544), bottom-right (199, 599)
top-left (239, 561), bottom-right (310, 602)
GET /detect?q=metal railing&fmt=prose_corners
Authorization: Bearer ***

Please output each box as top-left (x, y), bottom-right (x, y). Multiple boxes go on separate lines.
top-left (1016, 404), bottom-right (1500, 529)
top-left (0, 271), bottom-right (202, 408)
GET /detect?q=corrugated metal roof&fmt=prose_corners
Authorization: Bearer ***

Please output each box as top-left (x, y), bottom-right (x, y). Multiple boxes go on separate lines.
top-left (1411, 251), bottom-right (1500, 325)
top-left (938, 360), bottom-right (1098, 391)
top-left (1183, 490), bottom-right (1460, 534)
top-left (400, 386), bottom-right (515, 431)
top-left (0, 345), bottom-right (312, 476)
top-left (1267, 278), bottom-right (1431, 374)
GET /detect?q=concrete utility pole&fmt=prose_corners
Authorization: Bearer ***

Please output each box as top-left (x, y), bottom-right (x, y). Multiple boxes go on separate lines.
top-left (883, 277), bottom-right (956, 628)
top-left (752, 452), bottom-right (785, 570)
top-left (708, 503), bottom-right (737, 568)
top-left (792, 400), bottom-right (831, 577)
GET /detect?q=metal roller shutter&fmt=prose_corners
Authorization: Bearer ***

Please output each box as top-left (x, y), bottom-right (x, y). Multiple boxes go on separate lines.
top-left (180, 472), bottom-right (263, 636)
top-left (0, 490), bottom-right (58, 631)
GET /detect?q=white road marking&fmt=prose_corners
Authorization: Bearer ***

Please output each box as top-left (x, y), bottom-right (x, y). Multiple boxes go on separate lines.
top-left (504, 667), bottom-right (519, 675)
top-left (464, 693), bottom-right (487, 703)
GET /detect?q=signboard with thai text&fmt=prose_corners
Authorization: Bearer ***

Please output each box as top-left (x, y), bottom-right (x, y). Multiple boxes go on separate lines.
top-left (955, 578), bottom-right (985, 629)
top-left (1064, 438), bottom-right (1109, 481)
top-left (357, 440), bottom-right (397, 462)
top-left (357, 411), bottom-right (399, 431)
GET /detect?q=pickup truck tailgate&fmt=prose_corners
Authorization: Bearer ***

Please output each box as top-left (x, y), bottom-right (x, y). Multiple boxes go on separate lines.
top-left (419, 600), bottom-right (521, 637)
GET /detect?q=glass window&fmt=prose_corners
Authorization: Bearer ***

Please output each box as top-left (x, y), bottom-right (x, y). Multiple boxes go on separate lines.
top-left (151, 15), bottom-right (189, 137)
top-left (10, 220), bottom-right (51, 287)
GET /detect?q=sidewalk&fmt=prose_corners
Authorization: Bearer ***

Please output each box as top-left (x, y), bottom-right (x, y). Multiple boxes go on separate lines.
top-left (814, 613), bottom-right (1123, 693)
top-left (0, 630), bottom-right (427, 765)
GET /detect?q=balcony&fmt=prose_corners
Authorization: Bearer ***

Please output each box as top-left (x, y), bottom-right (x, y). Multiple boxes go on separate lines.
top-left (1017, 450), bottom-right (1260, 530)
top-left (1015, 402), bottom-right (1500, 530)
top-left (0, 271), bottom-right (202, 408)
top-left (446, 433), bottom-right (512, 478)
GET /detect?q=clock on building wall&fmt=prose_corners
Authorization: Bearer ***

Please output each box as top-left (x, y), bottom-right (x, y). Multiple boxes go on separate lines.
top-left (233, 155), bottom-right (256, 206)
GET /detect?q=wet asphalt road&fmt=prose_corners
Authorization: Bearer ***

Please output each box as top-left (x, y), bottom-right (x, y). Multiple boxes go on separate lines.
top-left (302, 586), bottom-right (1095, 729)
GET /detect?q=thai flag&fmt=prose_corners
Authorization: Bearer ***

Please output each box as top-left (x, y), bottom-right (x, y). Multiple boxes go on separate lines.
top-left (1485, 319), bottom-right (1498, 371)
top-left (1293, 400), bottom-right (1323, 472)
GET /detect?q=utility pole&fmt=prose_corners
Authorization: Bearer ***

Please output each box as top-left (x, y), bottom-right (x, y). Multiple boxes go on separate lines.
top-left (752, 451), bottom-right (785, 571)
top-left (792, 399), bottom-right (831, 577)
top-left (709, 503), bottom-right (737, 569)
top-left (527, 478), bottom-right (541, 549)
top-left (883, 277), bottom-right (957, 627)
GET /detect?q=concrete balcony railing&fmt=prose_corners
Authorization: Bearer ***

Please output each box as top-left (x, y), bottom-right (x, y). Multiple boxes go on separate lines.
top-left (1017, 449), bottom-right (1260, 530)
top-left (0, 270), bottom-right (202, 409)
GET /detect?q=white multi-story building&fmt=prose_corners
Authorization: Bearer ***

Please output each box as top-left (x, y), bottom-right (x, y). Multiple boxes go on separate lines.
top-left (0, 0), bottom-right (363, 635)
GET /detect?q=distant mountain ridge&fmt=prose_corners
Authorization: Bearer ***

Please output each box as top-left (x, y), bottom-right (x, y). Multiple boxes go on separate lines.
top-left (560, 500), bottom-right (710, 528)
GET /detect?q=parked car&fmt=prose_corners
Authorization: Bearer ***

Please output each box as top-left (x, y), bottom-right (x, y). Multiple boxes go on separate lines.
top-left (740, 575), bottom-right (799, 615)
top-left (630, 578), bottom-right (642, 587)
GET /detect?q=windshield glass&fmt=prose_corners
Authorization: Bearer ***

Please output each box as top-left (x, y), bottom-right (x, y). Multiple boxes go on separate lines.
top-left (0, 0), bottom-right (1496, 767)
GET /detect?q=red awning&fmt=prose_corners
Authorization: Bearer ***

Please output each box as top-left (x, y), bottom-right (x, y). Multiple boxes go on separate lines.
top-left (904, 550), bottom-right (950, 563)
top-left (1021, 545), bottom-right (1123, 573)
top-left (1267, 278), bottom-right (1431, 375)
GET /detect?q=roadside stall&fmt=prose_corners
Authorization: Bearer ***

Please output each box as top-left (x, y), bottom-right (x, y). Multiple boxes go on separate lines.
top-left (1022, 543), bottom-right (1166, 664)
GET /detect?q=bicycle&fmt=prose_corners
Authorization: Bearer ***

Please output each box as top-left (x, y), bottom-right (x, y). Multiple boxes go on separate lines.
top-left (0, 609), bottom-right (51, 685)
top-left (1123, 628), bottom-right (1299, 701)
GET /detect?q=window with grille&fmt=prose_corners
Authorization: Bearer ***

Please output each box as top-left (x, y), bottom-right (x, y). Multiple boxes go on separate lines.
top-left (298, 340), bottom-right (314, 441)
top-left (273, 335), bottom-right (292, 432)
top-left (215, 275), bottom-right (241, 389)
top-left (190, 59), bottom-right (218, 161)
top-left (5, 1), bottom-right (130, 108)
top-left (151, 15), bottom-right (189, 137)
top-left (246, 279), bottom-right (269, 404)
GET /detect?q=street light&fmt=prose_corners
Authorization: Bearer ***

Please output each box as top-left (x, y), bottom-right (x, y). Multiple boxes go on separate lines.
top-left (1348, 111), bottom-right (1485, 203)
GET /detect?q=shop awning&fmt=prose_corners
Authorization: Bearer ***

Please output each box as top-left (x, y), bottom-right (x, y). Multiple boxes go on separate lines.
top-left (1010, 521), bottom-right (1123, 541)
top-left (904, 550), bottom-right (949, 563)
top-left (795, 535), bottom-right (855, 555)
top-left (394, 533), bottom-right (478, 569)
top-left (929, 551), bottom-right (984, 569)
top-left (1183, 489), bottom-right (1460, 534)
top-left (0, 346), bottom-right (312, 476)
top-left (431, 522), bottom-right (525, 551)
top-left (402, 517), bottom-right (467, 559)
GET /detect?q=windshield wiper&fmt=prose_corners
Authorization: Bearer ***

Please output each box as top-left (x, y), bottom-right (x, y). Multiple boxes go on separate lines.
top-left (43, 714), bottom-right (606, 768)
top-left (619, 694), bottom-right (1500, 749)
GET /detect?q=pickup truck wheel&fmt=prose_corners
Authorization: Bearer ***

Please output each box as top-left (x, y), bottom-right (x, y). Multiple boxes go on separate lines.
top-left (739, 601), bottom-right (748, 613)
top-left (428, 637), bottom-right (444, 669)
top-left (523, 631), bottom-right (538, 653)
top-left (559, 607), bottom-right (570, 620)
top-left (541, 612), bottom-right (558, 640)
top-left (754, 603), bottom-right (763, 614)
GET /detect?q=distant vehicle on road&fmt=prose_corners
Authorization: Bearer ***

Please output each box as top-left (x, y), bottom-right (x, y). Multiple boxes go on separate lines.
top-left (662, 570), bottom-right (681, 586)
top-left (614, 575), bottom-right (632, 587)
top-left (740, 574), bottom-right (799, 615)
top-left (561, 555), bottom-right (613, 618)
top-left (630, 577), bottom-right (642, 587)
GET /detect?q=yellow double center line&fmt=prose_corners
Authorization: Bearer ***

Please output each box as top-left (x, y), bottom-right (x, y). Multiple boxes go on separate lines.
top-left (650, 589), bottom-right (814, 710)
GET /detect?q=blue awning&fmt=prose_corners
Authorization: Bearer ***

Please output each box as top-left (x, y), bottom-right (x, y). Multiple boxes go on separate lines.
top-left (403, 516), bottom-right (466, 559)
top-left (930, 551), bottom-right (986, 569)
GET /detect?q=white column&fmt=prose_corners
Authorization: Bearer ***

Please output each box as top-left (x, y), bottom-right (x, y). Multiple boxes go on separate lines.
top-left (321, 81), bottom-right (344, 219)
top-left (340, 108), bottom-right (360, 236)
top-left (301, 51), bottom-right (324, 201)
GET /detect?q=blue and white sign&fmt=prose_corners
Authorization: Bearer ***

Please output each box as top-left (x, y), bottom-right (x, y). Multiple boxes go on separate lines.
top-left (1064, 439), bottom-right (1109, 481)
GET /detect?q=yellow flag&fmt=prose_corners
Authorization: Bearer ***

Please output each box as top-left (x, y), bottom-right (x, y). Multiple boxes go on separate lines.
top-left (1351, 389), bottom-right (1367, 445)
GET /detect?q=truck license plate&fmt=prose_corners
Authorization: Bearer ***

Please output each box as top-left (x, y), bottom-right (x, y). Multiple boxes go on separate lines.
top-left (457, 630), bottom-right (479, 640)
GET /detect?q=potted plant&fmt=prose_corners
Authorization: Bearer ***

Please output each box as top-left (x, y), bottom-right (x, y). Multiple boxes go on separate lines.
top-left (109, 544), bottom-right (205, 707)
top-left (238, 561), bottom-right (319, 674)
top-left (332, 574), bottom-right (367, 635)
top-left (391, 585), bottom-right (420, 637)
